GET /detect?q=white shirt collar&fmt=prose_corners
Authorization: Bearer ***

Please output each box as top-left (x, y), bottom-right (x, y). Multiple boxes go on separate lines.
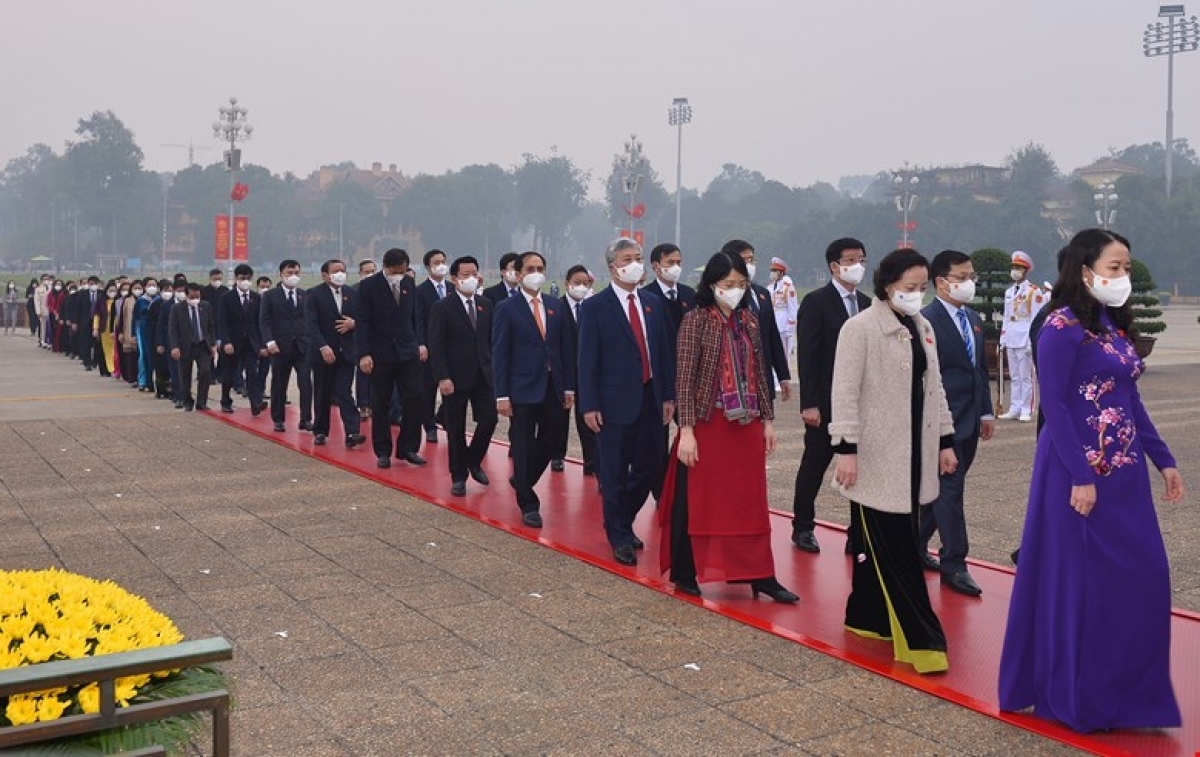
top-left (831, 278), bottom-right (855, 300)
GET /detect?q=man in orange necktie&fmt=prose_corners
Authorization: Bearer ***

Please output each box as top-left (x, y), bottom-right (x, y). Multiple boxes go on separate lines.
top-left (491, 251), bottom-right (575, 528)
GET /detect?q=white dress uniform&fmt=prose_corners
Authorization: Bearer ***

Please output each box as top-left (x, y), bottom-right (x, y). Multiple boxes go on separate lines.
top-left (770, 271), bottom-right (799, 357)
top-left (998, 256), bottom-right (1047, 419)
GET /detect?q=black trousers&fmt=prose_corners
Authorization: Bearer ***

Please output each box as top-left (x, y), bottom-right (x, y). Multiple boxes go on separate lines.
top-left (442, 375), bottom-right (497, 482)
top-left (221, 339), bottom-right (263, 410)
top-left (509, 383), bottom-right (568, 513)
top-left (312, 355), bottom-right (361, 438)
top-left (668, 462), bottom-right (697, 582)
top-left (369, 359), bottom-right (422, 458)
top-left (179, 342), bottom-right (213, 407)
top-left (119, 347), bottom-right (138, 385)
top-left (419, 363), bottom-right (440, 434)
top-left (355, 366), bottom-right (370, 409)
top-left (918, 433), bottom-right (979, 574)
top-left (76, 328), bottom-right (94, 368)
top-left (153, 350), bottom-right (170, 396)
top-left (596, 383), bottom-right (663, 548)
top-left (792, 421), bottom-right (860, 549)
top-left (270, 350), bottom-right (312, 424)
top-left (550, 404), bottom-right (597, 471)
top-left (92, 335), bottom-right (108, 375)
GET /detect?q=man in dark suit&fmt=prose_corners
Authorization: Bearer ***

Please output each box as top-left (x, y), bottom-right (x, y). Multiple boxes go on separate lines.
top-left (259, 259), bottom-right (314, 433)
top-left (216, 264), bottom-right (266, 415)
top-left (481, 252), bottom-right (522, 305)
top-left (353, 259), bottom-right (377, 417)
top-left (428, 256), bottom-right (496, 496)
top-left (578, 238), bottom-right (676, 566)
top-left (721, 240), bottom-right (792, 402)
top-left (72, 277), bottom-right (102, 369)
top-left (920, 250), bottom-right (995, 597)
top-left (791, 237), bottom-right (872, 554)
top-left (642, 242), bottom-right (696, 333)
top-left (305, 259), bottom-right (365, 448)
top-left (493, 251), bottom-right (574, 527)
top-left (167, 283), bottom-right (217, 411)
top-left (550, 265), bottom-right (598, 476)
top-left (200, 268), bottom-right (229, 306)
top-left (355, 248), bottom-right (426, 468)
top-left (415, 249), bottom-right (449, 444)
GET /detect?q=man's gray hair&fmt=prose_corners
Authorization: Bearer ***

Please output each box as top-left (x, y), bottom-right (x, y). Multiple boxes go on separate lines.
top-left (604, 237), bottom-right (642, 266)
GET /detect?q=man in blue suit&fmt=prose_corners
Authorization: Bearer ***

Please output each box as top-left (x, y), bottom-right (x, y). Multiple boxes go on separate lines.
top-left (919, 250), bottom-right (995, 597)
top-left (492, 251), bottom-right (575, 528)
top-left (578, 238), bottom-right (676, 566)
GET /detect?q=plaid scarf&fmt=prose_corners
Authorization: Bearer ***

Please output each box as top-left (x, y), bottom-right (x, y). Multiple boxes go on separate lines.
top-left (714, 308), bottom-right (759, 423)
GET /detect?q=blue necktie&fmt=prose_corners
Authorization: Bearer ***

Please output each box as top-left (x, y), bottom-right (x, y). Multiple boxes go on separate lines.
top-left (956, 308), bottom-right (973, 363)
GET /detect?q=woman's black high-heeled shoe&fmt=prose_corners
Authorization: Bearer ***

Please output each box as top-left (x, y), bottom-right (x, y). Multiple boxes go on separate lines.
top-left (750, 577), bottom-right (798, 604)
top-left (674, 578), bottom-right (702, 597)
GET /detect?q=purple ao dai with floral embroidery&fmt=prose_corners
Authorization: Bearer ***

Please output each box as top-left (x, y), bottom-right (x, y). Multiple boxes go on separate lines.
top-left (999, 306), bottom-right (1180, 732)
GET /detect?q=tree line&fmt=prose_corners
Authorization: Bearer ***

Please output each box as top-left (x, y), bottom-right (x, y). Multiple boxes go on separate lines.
top-left (2, 110), bottom-right (1198, 293)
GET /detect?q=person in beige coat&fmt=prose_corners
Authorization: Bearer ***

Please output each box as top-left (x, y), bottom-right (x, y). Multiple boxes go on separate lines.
top-left (828, 248), bottom-right (957, 675)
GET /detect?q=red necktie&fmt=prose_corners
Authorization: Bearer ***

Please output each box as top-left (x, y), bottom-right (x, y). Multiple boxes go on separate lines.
top-left (627, 293), bottom-right (650, 383)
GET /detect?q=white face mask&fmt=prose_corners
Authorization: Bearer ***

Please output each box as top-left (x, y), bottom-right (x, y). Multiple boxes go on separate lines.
top-left (769, 270), bottom-right (781, 283)
top-left (330, 271), bottom-right (347, 286)
top-left (88, 284), bottom-right (98, 292)
top-left (503, 269), bottom-right (520, 286)
top-left (430, 263), bottom-right (448, 278)
top-left (614, 261), bottom-right (644, 286)
top-left (567, 284), bottom-right (589, 301)
top-left (456, 276), bottom-right (480, 296)
top-left (132, 288), bottom-right (143, 297)
top-left (188, 298), bottom-right (201, 307)
top-left (259, 287), bottom-right (270, 295)
top-left (838, 262), bottom-right (866, 286)
top-left (521, 272), bottom-right (546, 291)
top-left (659, 264), bottom-right (681, 283)
top-left (1010, 269), bottom-right (1025, 282)
top-left (236, 279), bottom-right (252, 292)
top-left (106, 289), bottom-right (117, 298)
top-left (946, 279), bottom-right (975, 304)
top-left (714, 286), bottom-right (746, 310)
top-left (890, 289), bottom-right (923, 316)
top-left (211, 279), bottom-right (223, 288)
top-left (145, 286), bottom-right (159, 297)
top-left (745, 263), bottom-right (757, 280)
top-left (283, 275), bottom-right (301, 288)
top-left (175, 291), bottom-right (187, 302)
top-left (386, 273), bottom-right (406, 286)
top-left (1087, 269), bottom-right (1132, 308)
top-left (53, 285), bottom-right (62, 292)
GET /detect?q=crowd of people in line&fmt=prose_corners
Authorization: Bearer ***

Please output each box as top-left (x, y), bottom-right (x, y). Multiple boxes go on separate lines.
top-left (9, 227), bottom-right (1187, 735)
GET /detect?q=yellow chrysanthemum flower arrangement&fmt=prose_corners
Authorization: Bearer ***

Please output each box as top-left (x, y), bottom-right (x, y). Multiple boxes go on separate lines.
top-left (0, 568), bottom-right (183, 727)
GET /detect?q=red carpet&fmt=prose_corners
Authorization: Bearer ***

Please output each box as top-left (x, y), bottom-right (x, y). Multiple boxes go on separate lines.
top-left (213, 408), bottom-right (1199, 757)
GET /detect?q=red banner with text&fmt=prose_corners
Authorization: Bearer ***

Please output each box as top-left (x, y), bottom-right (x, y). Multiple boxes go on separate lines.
top-left (214, 216), bottom-right (230, 260)
top-left (233, 216), bottom-right (249, 261)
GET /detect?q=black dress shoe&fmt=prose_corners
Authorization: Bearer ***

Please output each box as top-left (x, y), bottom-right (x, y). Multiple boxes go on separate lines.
top-left (426, 430), bottom-right (438, 443)
top-left (613, 545), bottom-right (637, 566)
top-left (792, 531), bottom-right (820, 554)
top-left (920, 552), bottom-right (941, 572)
top-left (468, 466), bottom-right (489, 485)
top-left (376, 456), bottom-right (391, 469)
top-left (845, 541), bottom-right (858, 556)
top-left (750, 577), bottom-right (799, 604)
top-left (273, 422), bottom-right (285, 432)
top-left (941, 571), bottom-right (983, 597)
top-left (220, 405), bottom-right (234, 414)
top-left (183, 403), bottom-right (194, 412)
top-left (631, 536), bottom-right (645, 550)
top-left (298, 421), bottom-right (314, 432)
top-left (521, 511), bottom-right (543, 528)
top-left (582, 466), bottom-right (595, 477)
top-left (551, 459), bottom-right (565, 472)
top-left (173, 400), bottom-right (184, 409)
top-left (251, 405), bottom-right (262, 417)
top-left (1010, 548), bottom-right (1020, 566)
top-left (451, 480), bottom-right (467, 497)
top-left (195, 404), bottom-right (209, 411)
top-left (674, 578), bottom-right (702, 596)
top-left (314, 434), bottom-right (327, 446)
top-left (400, 452), bottom-right (426, 466)
top-left (345, 433), bottom-right (366, 448)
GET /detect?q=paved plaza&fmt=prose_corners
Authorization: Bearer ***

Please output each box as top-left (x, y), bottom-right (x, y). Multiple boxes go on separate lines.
top-left (0, 306), bottom-right (1197, 755)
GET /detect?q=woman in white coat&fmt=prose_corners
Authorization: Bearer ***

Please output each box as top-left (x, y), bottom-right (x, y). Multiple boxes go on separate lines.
top-left (828, 248), bottom-right (957, 674)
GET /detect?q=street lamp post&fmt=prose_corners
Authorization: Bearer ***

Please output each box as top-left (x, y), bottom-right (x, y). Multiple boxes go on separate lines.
top-left (1143, 5), bottom-right (1200, 198)
top-left (212, 96), bottom-right (253, 270)
top-left (892, 162), bottom-right (919, 249)
top-left (1094, 183), bottom-right (1119, 230)
top-left (667, 97), bottom-right (692, 246)
top-left (620, 133), bottom-right (645, 241)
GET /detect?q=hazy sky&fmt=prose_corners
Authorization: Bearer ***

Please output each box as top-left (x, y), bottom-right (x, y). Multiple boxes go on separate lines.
top-left (4, 1), bottom-right (1196, 196)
